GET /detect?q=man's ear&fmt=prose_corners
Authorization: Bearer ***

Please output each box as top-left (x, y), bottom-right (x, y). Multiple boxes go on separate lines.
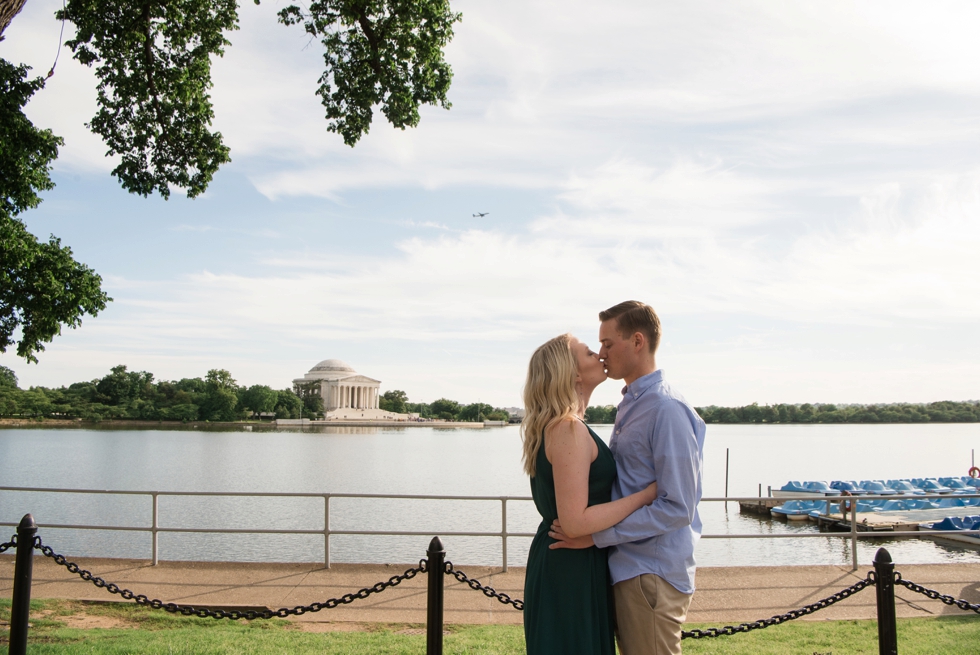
top-left (632, 331), bottom-right (646, 352)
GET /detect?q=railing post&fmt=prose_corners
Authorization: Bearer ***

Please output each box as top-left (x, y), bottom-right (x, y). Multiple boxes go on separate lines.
top-left (323, 495), bottom-right (331, 568)
top-left (426, 536), bottom-right (445, 655)
top-left (501, 498), bottom-right (508, 573)
top-left (850, 499), bottom-right (858, 571)
top-left (724, 447), bottom-right (729, 510)
top-left (9, 513), bottom-right (38, 655)
top-left (151, 493), bottom-right (159, 566)
top-left (873, 548), bottom-right (898, 655)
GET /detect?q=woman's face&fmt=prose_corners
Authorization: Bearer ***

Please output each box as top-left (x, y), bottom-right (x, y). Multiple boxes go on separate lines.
top-left (570, 336), bottom-right (607, 387)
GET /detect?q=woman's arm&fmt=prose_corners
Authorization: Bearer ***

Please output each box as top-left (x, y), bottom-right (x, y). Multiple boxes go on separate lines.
top-left (549, 419), bottom-right (657, 539)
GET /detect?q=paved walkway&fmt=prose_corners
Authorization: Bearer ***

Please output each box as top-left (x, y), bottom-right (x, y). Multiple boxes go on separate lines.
top-left (3, 555), bottom-right (980, 627)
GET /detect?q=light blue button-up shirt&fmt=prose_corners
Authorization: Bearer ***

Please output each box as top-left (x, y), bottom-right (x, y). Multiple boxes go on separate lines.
top-left (592, 369), bottom-right (706, 594)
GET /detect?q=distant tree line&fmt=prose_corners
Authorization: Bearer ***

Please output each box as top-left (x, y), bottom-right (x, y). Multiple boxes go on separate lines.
top-left (585, 405), bottom-right (618, 424)
top-left (0, 364), bottom-right (312, 422)
top-left (378, 391), bottom-right (622, 424)
top-left (695, 401), bottom-right (980, 424)
top-left (0, 366), bottom-right (518, 423)
top-left (14, 365), bottom-right (970, 426)
top-left (377, 390), bottom-right (511, 422)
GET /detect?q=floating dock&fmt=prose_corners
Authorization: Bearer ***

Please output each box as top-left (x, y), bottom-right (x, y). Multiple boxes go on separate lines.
top-left (738, 499), bottom-right (782, 516)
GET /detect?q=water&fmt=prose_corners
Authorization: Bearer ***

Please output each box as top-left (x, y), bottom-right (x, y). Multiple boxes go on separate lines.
top-left (1, 423), bottom-right (979, 568)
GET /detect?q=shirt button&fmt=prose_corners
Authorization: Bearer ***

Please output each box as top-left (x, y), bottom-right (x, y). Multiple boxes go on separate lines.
top-left (616, 429), bottom-right (621, 434)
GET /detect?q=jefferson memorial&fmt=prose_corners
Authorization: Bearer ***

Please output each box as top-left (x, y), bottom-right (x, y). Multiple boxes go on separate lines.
top-left (292, 359), bottom-right (411, 420)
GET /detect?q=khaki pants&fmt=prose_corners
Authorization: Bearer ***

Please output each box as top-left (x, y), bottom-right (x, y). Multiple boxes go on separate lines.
top-left (613, 574), bottom-right (692, 655)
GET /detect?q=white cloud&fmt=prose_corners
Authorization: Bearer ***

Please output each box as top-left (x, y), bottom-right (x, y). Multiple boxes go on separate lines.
top-left (36, 161), bottom-right (980, 356)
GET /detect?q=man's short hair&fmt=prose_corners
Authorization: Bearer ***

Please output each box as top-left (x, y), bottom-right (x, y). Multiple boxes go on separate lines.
top-left (599, 301), bottom-right (661, 353)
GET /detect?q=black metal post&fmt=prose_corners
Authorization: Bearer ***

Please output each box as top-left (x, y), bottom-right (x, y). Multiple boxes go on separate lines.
top-left (426, 536), bottom-right (445, 655)
top-left (9, 514), bottom-right (37, 655)
top-left (873, 547), bottom-right (898, 655)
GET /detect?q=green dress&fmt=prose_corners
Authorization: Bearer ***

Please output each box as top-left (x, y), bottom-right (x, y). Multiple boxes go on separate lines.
top-left (524, 423), bottom-right (616, 655)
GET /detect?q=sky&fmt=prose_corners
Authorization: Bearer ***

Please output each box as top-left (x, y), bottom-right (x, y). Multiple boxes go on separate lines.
top-left (2, 1), bottom-right (979, 408)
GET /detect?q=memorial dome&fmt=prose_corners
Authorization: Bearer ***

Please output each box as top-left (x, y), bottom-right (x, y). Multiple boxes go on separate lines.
top-left (310, 359), bottom-right (356, 373)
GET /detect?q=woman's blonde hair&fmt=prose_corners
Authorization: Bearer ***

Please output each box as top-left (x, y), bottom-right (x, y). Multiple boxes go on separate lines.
top-left (521, 334), bottom-right (579, 477)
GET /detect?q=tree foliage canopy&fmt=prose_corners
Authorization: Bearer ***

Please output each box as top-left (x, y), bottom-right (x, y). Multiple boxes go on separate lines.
top-left (0, 59), bottom-right (110, 362)
top-left (278, 0), bottom-right (460, 146)
top-left (0, 363), bottom-right (306, 421)
top-left (696, 401), bottom-right (980, 424)
top-left (0, 0), bottom-right (459, 361)
top-left (58, 0), bottom-right (238, 199)
top-left (51, 0), bottom-right (460, 196)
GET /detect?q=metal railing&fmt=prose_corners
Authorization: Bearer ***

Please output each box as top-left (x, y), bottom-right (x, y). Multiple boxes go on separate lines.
top-left (0, 486), bottom-right (535, 571)
top-left (713, 492), bottom-right (980, 570)
top-left (2, 486), bottom-right (978, 572)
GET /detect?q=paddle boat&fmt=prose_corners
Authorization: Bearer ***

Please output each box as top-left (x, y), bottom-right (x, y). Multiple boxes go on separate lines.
top-left (938, 477), bottom-right (975, 494)
top-left (886, 480), bottom-right (925, 495)
top-left (859, 480), bottom-right (898, 495)
top-left (830, 480), bottom-right (869, 495)
top-left (912, 479), bottom-right (952, 494)
top-left (773, 481), bottom-right (841, 497)
top-left (771, 500), bottom-right (827, 520)
top-left (919, 515), bottom-right (980, 547)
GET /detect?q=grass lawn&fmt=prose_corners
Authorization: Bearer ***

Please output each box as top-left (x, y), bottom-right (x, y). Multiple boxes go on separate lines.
top-left (2, 599), bottom-right (979, 654)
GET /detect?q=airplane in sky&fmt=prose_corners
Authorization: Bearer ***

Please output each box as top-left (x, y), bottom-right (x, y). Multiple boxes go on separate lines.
top-left (472, 212), bottom-right (489, 218)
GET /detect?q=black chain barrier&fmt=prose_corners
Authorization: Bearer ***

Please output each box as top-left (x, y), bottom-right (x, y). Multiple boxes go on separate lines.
top-left (682, 572), bottom-right (876, 639)
top-left (32, 535), bottom-right (426, 621)
top-left (437, 561), bottom-right (883, 641)
top-left (13, 531), bottom-right (980, 641)
top-left (443, 561), bottom-right (524, 610)
top-left (897, 573), bottom-right (980, 614)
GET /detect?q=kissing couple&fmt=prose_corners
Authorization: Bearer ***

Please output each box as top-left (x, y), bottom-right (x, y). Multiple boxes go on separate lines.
top-left (521, 300), bottom-right (706, 655)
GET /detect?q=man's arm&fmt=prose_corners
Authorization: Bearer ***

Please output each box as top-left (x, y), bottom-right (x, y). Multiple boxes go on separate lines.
top-left (592, 402), bottom-right (701, 548)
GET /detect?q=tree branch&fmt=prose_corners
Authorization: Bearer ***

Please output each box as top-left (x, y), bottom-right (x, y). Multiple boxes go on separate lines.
top-left (353, 7), bottom-right (382, 76)
top-left (0, 0), bottom-right (28, 42)
top-left (141, 2), bottom-right (167, 134)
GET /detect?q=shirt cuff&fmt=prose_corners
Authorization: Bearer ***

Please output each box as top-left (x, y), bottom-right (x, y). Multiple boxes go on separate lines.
top-left (592, 525), bottom-right (616, 548)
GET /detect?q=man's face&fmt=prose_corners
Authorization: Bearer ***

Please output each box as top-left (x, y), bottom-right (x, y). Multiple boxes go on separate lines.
top-left (598, 319), bottom-right (635, 381)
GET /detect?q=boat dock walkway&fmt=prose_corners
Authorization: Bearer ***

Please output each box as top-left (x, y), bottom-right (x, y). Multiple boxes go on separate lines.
top-left (4, 555), bottom-right (980, 627)
top-left (740, 499), bottom-right (979, 533)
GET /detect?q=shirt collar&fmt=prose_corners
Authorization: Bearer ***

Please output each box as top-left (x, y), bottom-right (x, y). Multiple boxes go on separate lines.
top-left (622, 369), bottom-right (663, 400)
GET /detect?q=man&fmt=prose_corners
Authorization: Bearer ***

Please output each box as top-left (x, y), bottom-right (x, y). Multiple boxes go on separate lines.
top-left (550, 300), bottom-right (705, 655)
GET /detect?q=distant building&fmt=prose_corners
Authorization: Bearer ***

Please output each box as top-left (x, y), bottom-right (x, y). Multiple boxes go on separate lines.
top-left (293, 359), bottom-right (414, 421)
top-left (501, 407), bottom-right (525, 418)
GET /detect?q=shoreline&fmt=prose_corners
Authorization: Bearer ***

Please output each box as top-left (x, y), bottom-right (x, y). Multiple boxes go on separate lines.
top-left (0, 418), bottom-right (495, 430)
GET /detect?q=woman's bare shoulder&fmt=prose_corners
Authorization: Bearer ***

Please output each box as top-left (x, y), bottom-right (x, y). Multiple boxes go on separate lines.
top-left (544, 417), bottom-right (590, 460)
top-left (545, 416), bottom-right (584, 440)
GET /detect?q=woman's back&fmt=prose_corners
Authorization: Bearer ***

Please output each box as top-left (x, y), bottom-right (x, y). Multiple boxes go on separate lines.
top-left (524, 423), bottom-right (617, 655)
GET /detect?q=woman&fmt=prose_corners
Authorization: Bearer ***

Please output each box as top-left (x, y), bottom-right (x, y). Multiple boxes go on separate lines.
top-left (522, 334), bottom-right (657, 655)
